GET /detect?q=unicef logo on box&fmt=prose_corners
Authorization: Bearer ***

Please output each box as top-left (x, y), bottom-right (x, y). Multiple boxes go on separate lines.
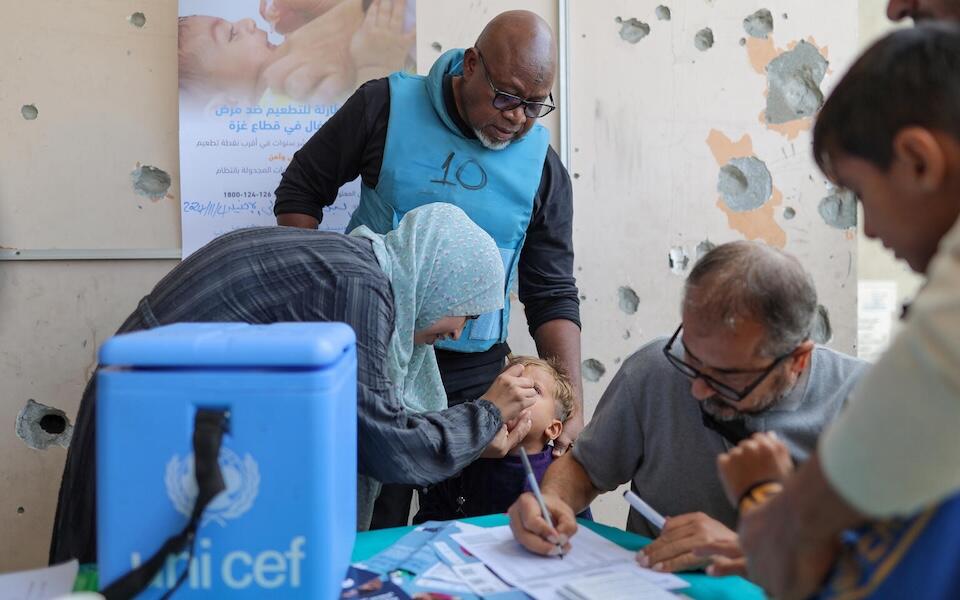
top-left (133, 449), bottom-right (307, 592)
top-left (165, 447), bottom-right (260, 525)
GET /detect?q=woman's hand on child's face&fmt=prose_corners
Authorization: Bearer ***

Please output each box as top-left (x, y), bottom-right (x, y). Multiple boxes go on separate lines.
top-left (716, 432), bottom-right (794, 507)
top-left (480, 410), bottom-right (532, 458)
top-left (350, 0), bottom-right (415, 71)
top-left (482, 363), bottom-right (539, 423)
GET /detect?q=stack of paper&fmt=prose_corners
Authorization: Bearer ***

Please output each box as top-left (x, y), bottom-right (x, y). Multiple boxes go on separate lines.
top-left (451, 526), bottom-right (688, 600)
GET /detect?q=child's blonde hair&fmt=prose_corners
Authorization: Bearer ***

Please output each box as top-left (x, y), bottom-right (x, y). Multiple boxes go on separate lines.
top-left (506, 356), bottom-right (575, 422)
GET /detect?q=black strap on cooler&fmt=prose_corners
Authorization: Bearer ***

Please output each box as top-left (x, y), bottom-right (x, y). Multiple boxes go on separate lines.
top-left (102, 409), bottom-right (229, 600)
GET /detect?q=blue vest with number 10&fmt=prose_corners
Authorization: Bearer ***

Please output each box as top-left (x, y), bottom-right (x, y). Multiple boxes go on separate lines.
top-left (346, 49), bottom-right (550, 353)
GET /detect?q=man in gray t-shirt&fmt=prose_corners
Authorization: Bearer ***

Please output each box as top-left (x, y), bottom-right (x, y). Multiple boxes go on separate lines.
top-left (508, 241), bottom-right (867, 573)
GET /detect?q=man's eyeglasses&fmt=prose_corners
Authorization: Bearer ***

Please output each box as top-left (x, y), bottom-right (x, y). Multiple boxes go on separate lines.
top-left (662, 324), bottom-right (794, 402)
top-left (475, 49), bottom-right (556, 119)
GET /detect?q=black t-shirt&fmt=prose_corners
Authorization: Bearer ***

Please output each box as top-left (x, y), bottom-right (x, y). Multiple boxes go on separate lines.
top-left (274, 75), bottom-right (580, 395)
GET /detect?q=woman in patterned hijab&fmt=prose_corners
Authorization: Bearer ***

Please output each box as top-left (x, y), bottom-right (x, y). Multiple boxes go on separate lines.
top-left (353, 202), bottom-right (505, 414)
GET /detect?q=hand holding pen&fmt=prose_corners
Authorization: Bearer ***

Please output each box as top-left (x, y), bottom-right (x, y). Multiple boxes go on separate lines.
top-left (513, 448), bottom-right (577, 558)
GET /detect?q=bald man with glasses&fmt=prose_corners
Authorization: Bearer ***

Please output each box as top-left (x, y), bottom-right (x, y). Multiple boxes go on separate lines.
top-left (275, 10), bottom-right (583, 529)
top-left (508, 241), bottom-right (867, 573)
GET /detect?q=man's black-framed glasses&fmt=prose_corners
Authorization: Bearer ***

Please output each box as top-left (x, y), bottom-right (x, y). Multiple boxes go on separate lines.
top-left (475, 49), bottom-right (556, 119)
top-left (662, 324), bottom-right (794, 402)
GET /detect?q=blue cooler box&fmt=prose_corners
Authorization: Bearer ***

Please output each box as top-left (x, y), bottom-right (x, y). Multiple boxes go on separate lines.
top-left (96, 322), bottom-right (357, 598)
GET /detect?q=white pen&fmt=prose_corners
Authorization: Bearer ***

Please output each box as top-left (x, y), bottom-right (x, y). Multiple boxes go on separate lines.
top-left (519, 447), bottom-right (564, 559)
top-left (622, 490), bottom-right (667, 530)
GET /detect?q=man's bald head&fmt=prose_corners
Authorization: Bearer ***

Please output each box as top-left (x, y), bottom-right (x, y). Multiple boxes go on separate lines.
top-left (455, 11), bottom-right (558, 150)
top-left (475, 10), bottom-right (557, 86)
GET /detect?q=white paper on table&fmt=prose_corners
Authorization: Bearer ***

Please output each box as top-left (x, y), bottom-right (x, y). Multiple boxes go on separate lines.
top-left (451, 526), bottom-right (687, 600)
top-left (557, 568), bottom-right (680, 600)
top-left (419, 562), bottom-right (465, 586)
top-left (432, 540), bottom-right (467, 566)
top-left (415, 577), bottom-right (474, 594)
top-left (453, 520), bottom-right (486, 534)
top-left (452, 563), bottom-right (513, 596)
top-left (0, 560), bottom-right (79, 600)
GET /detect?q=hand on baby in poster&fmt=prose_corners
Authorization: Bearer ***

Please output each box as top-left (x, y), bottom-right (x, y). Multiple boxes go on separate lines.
top-left (261, 0), bottom-right (333, 34)
top-left (261, 0), bottom-right (414, 103)
top-left (350, 0), bottom-right (416, 71)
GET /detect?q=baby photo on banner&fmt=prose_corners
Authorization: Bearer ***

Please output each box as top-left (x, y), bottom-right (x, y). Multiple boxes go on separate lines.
top-left (178, 0), bottom-right (416, 255)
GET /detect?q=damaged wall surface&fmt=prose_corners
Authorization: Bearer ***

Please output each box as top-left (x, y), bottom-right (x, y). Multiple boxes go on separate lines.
top-left (565, 0), bottom-right (861, 507)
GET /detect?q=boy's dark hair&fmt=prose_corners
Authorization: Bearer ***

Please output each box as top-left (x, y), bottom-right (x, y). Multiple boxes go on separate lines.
top-left (813, 23), bottom-right (960, 176)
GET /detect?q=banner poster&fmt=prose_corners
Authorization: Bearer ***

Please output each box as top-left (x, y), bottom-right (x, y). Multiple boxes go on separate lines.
top-left (178, 0), bottom-right (416, 256)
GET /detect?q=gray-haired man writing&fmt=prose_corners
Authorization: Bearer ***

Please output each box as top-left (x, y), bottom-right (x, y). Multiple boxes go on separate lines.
top-left (508, 241), bottom-right (867, 572)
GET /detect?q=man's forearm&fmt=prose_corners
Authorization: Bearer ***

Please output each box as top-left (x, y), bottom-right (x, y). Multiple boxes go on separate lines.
top-left (540, 453), bottom-right (599, 513)
top-left (533, 318), bottom-right (583, 413)
top-left (277, 213), bottom-right (320, 229)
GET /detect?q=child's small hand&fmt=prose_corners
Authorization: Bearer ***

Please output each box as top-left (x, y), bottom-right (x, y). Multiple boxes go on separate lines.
top-left (349, 0), bottom-right (415, 72)
top-left (716, 432), bottom-right (793, 507)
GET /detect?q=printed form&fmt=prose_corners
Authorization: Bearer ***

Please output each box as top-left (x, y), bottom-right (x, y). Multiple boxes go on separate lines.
top-left (451, 526), bottom-right (688, 600)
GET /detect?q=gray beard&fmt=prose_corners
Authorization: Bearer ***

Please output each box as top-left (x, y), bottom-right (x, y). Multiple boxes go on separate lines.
top-left (701, 384), bottom-right (793, 422)
top-left (473, 127), bottom-right (512, 151)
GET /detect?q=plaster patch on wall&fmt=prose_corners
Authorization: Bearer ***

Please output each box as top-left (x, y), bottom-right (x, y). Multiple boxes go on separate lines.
top-left (128, 12), bottom-right (146, 27)
top-left (716, 190), bottom-right (787, 247)
top-left (718, 157), bottom-right (772, 212)
top-left (811, 304), bottom-right (833, 344)
top-left (745, 36), bottom-right (779, 74)
top-left (696, 240), bottom-right (717, 260)
top-left (766, 41), bottom-right (829, 125)
top-left (617, 286), bottom-right (640, 315)
top-left (706, 130), bottom-right (787, 248)
top-left (706, 129), bottom-right (754, 159)
top-left (582, 359), bottom-right (607, 382)
top-left (21, 105), bottom-right (38, 120)
top-left (615, 17), bottom-right (651, 43)
top-left (695, 28), bottom-right (714, 51)
top-left (131, 164), bottom-right (172, 200)
top-left (15, 399), bottom-right (73, 450)
top-left (656, 6), bottom-right (672, 21)
top-left (744, 37), bottom-right (831, 138)
top-left (743, 9), bottom-right (774, 39)
top-left (669, 246), bottom-right (690, 275)
top-left (818, 190), bottom-right (857, 229)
